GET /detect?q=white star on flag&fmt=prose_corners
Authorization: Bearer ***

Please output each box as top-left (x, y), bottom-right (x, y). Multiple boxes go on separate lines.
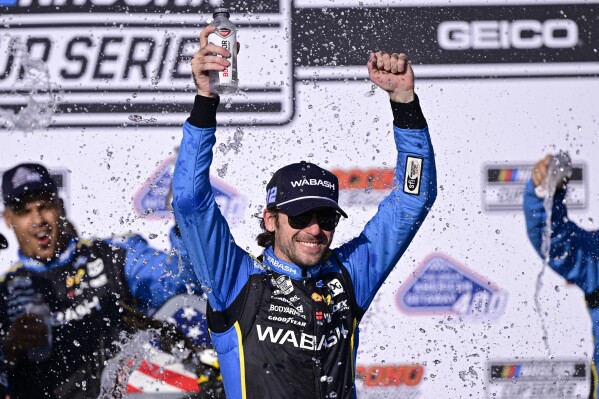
top-left (186, 326), bottom-right (202, 339)
top-left (181, 307), bottom-right (198, 321)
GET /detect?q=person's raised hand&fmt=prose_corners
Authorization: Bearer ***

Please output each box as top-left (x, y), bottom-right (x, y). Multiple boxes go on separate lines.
top-left (532, 155), bottom-right (552, 188)
top-left (367, 52), bottom-right (414, 103)
top-left (191, 25), bottom-right (240, 98)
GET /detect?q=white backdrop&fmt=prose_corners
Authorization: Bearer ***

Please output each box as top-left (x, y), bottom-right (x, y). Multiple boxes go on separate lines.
top-left (1, 0), bottom-right (598, 397)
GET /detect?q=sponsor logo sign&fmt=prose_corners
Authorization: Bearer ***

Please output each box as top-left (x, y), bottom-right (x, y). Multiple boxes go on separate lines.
top-left (332, 168), bottom-right (394, 208)
top-left (54, 295), bottom-right (101, 324)
top-left (327, 278), bottom-right (344, 297)
top-left (0, 0), bottom-right (293, 127)
top-left (331, 299), bottom-right (349, 314)
top-left (134, 156), bottom-right (246, 224)
top-left (397, 253), bottom-right (507, 321)
top-left (355, 363), bottom-right (424, 399)
top-left (483, 163), bottom-right (587, 211)
top-left (290, 178), bottom-right (335, 190)
top-left (134, 157), bottom-right (175, 219)
top-left (293, 3), bottom-right (599, 80)
top-left (266, 256), bottom-right (298, 277)
top-left (333, 168), bottom-right (394, 190)
top-left (488, 359), bottom-right (589, 398)
top-left (404, 156), bottom-right (423, 195)
top-left (256, 324), bottom-right (348, 350)
top-left (66, 268), bottom-right (103, 298)
top-left (268, 303), bottom-right (306, 319)
top-left (311, 292), bottom-right (331, 305)
top-left (1, 2), bottom-right (597, 131)
top-left (86, 258), bottom-right (104, 278)
top-left (438, 19), bottom-right (578, 50)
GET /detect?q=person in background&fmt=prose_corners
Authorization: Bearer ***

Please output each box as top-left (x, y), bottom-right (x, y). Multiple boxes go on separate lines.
top-left (172, 25), bottom-right (437, 399)
top-left (0, 162), bottom-right (200, 399)
top-left (524, 154), bottom-right (599, 399)
top-left (0, 234), bottom-right (8, 399)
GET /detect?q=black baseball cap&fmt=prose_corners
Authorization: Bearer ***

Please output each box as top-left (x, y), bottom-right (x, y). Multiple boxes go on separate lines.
top-left (266, 161), bottom-right (347, 218)
top-left (2, 163), bottom-right (58, 206)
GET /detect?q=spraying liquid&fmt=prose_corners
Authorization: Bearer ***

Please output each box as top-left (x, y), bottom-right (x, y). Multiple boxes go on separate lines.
top-left (534, 151), bottom-right (573, 357)
top-left (98, 329), bottom-right (158, 399)
top-left (208, 8), bottom-right (238, 94)
top-left (0, 40), bottom-right (58, 132)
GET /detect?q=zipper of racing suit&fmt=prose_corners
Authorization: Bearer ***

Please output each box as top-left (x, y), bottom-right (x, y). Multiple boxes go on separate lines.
top-left (305, 278), bottom-right (324, 399)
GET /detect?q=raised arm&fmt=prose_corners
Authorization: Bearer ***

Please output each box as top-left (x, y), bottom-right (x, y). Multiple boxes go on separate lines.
top-left (335, 52), bottom-right (437, 310)
top-left (172, 26), bottom-right (249, 311)
top-left (524, 157), bottom-right (599, 295)
top-left (109, 228), bottom-right (200, 314)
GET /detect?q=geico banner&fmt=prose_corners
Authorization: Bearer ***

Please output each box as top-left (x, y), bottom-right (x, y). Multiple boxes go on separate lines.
top-left (2, 1), bottom-right (598, 128)
top-left (292, 2), bottom-right (599, 80)
top-left (0, 0), bottom-right (293, 127)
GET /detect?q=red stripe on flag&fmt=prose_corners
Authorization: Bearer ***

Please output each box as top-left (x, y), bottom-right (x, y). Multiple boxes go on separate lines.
top-left (127, 384), bottom-right (143, 393)
top-left (137, 360), bottom-right (200, 392)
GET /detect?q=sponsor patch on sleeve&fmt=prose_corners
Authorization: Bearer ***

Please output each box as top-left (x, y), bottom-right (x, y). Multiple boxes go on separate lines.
top-left (403, 156), bottom-right (423, 195)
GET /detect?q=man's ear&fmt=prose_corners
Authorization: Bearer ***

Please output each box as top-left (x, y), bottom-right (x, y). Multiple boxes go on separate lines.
top-left (3, 208), bottom-right (13, 229)
top-left (263, 209), bottom-right (277, 233)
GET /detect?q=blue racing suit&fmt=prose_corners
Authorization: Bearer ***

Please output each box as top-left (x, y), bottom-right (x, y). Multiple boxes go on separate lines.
top-left (524, 180), bottom-right (599, 398)
top-left (173, 94), bottom-right (437, 399)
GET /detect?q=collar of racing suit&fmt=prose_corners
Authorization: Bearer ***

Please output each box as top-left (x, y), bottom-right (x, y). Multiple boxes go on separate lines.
top-left (261, 246), bottom-right (335, 280)
top-left (17, 236), bottom-right (79, 272)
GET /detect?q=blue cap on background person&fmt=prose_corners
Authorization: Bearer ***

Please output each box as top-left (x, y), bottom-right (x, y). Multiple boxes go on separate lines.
top-left (265, 161), bottom-right (348, 218)
top-left (2, 163), bottom-right (58, 206)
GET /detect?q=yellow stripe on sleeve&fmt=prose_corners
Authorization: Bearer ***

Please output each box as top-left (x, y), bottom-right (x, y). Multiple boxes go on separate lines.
top-left (234, 322), bottom-right (247, 399)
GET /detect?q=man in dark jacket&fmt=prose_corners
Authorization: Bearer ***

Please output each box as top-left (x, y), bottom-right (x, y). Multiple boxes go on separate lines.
top-left (172, 25), bottom-right (437, 399)
top-left (0, 162), bottom-right (200, 398)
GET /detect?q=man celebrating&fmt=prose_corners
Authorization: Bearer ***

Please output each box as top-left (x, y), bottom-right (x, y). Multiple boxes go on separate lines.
top-left (0, 163), bottom-right (200, 398)
top-left (173, 25), bottom-right (437, 399)
top-left (524, 155), bottom-right (599, 398)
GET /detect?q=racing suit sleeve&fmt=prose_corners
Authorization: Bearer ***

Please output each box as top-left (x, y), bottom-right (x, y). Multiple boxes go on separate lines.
top-left (335, 95), bottom-right (437, 310)
top-left (108, 227), bottom-right (202, 314)
top-left (523, 179), bottom-right (599, 293)
top-left (172, 95), bottom-right (251, 312)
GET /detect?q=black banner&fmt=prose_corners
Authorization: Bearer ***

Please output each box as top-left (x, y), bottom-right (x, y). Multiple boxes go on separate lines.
top-left (293, 5), bottom-right (598, 66)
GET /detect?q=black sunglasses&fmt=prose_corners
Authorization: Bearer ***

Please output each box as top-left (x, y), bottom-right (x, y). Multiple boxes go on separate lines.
top-left (287, 209), bottom-right (341, 231)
